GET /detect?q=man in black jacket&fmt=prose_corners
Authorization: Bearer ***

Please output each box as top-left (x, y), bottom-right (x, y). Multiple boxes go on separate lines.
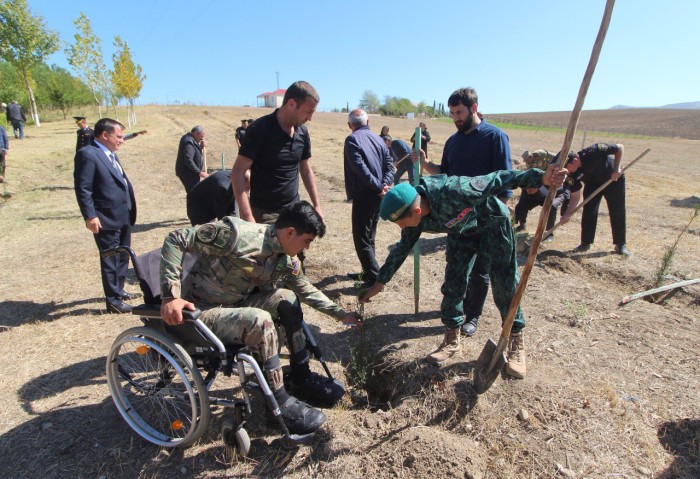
top-left (175, 125), bottom-right (208, 193)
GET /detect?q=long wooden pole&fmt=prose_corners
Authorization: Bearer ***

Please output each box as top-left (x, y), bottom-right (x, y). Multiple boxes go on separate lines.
top-left (542, 148), bottom-right (650, 239)
top-left (489, 0), bottom-right (616, 367)
top-left (621, 278), bottom-right (700, 305)
top-left (413, 127), bottom-right (422, 314)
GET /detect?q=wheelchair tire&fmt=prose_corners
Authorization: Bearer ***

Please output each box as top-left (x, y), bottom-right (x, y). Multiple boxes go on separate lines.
top-left (106, 326), bottom-right (211, 448)
top-left (221, 417), bottom-right (251, 458)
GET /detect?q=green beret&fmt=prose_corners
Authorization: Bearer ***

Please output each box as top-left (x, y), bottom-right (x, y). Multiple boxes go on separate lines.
top-left (380, 183), bottom-right (418, 222)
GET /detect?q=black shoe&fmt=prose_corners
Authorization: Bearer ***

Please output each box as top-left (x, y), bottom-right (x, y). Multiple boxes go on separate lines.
top-left (290, 364), bottom-right (345, 406)
top-left (120, 291), bottom-right (142, 301)
top-left (347, 272), bottom-right (361, 281)
top-left (542, 234), bottom-right (555, 244)
top-left (278, 395), bottom-right (326, 435)
top-left (515, 224), bottom-right (526, 232)
top-left (460, 317), bottom-right (479, 337)
top-left (574, 243), bottom-right (591, 252)
top-left (614, 244), bottom-right (630, 256)
top-left (106, 299), bottom-right (133, 314)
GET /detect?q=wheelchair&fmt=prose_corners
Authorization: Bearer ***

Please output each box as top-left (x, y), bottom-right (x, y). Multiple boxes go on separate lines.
top-left (104, 245), bottom-right (344, 456)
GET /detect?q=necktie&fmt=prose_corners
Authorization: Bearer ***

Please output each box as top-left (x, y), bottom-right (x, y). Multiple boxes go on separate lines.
top-left (108, 152), bottom-right (132, 211)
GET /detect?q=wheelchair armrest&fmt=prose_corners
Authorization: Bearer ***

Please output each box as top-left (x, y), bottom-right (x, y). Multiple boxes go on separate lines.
top-left (132, 304), bottom-right (201, 322)
top-left (183, 309), bottom-right (202, 321)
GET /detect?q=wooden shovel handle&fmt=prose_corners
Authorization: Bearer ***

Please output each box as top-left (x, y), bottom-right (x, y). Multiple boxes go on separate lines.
top-left (497, 0), bottom-right (616, 345)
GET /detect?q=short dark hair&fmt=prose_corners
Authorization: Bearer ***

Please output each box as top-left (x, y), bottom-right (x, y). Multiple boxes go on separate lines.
top-left (275, 201), bottom-right (326, 237)
top-left (553, 150), bottom-right (577, 165)
top-left (283, 81), bottom-right (320, 106)
top-left (447, 87), bottom-right (478, 109)
top-left (94, 118), bottom-right (125, 136)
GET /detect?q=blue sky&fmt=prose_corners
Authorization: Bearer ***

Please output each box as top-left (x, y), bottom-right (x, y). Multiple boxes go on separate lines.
top-left (26, 0), bottom-right (700, 113)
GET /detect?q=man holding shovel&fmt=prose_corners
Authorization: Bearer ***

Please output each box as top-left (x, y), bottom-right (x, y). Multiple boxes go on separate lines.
top-left (360, 165), bottom-right (568, 378)
top-left (560, 143), bottom-right (629, 256)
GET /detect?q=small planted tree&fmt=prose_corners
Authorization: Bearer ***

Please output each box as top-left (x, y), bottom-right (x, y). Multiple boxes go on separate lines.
top-left (65, 12), bottom-right (109, 118)
top-left (111, 36), bottom-right (145, 127)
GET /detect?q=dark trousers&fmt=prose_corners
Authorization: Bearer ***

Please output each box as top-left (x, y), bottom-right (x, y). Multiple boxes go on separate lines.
top-left (0, 150), bottom-right (5, 176)
top-left (351, 194), bottom-right (381, 282)
top-left (93, 224), bottom-right (132, 303)
top-left (462, 251), bottom-right (490, 320)
top-left (11, 120), bottom-right (24, 139)
top-left (393, 160), bottom-right (415, 185)
top-left (514, 192), bottom-right (567, 231)
top-left (178, 173), bottom-right (199, 194)
top-left (581, 175), bottom-right (626, 246)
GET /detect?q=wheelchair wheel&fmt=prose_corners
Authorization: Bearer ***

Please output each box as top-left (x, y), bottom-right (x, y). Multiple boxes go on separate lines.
top-left (106, 326), bottom-right (211, 448)
top-left (221, 417), bottom-right (251, 458)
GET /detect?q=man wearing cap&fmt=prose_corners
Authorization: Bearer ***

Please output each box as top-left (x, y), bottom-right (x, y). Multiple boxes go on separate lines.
top-left (343, 109), bottom-right (394, 286)
top-left (560, 143), bottom-right (629, 256)
top-left (382, 135), bottom-right (415, 185)
top-left (360, 165), bottom-right (568, 378)
top-left (75, 116), bottom-right (94, 153)
top-left (419, 87), bottom-right (512, 340)
top-left (514, 149), bottom-right (569, 240)
top-left (235, 119), bottom-right (248, 149)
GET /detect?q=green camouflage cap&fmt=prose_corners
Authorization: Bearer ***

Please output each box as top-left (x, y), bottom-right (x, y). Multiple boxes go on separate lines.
top-left (380, 183), bottom-right (418, 221)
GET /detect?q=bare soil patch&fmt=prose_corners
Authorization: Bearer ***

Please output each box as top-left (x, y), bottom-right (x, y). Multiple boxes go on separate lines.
top-left (0, 106), bottom-right (698, 478)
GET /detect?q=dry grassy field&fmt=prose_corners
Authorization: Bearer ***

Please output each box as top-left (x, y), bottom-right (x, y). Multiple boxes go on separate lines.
top-left (0, 105), bottom-right (698, 478)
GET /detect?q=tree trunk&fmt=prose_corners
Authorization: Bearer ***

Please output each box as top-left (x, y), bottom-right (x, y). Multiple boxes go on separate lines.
top-left (21, 68), bottom-right (41, 127)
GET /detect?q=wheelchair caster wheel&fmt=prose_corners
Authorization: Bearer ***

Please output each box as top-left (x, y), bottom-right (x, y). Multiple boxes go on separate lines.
top-left (222, 418), bottom-right (250, 458)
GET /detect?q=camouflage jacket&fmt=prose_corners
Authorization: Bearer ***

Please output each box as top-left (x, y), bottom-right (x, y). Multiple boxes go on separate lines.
top-left (525, 149), bottom-right (554, 171)
top-left (376, 169), bottom-right (545, 284)
top-left (161, 216), bottom-right (345, 319)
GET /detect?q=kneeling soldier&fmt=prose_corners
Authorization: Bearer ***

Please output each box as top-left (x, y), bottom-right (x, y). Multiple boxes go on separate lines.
top-left (361, 166), bottom-right (567, 378)
top-left (160, 201), bottom-right (361, 435)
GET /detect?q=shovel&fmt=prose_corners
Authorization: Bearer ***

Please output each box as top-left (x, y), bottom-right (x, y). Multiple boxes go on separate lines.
top-left (473, 0), bottom-right (616, 394)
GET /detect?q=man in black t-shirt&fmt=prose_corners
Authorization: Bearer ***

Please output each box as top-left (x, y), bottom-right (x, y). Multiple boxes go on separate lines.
top-left (230, 81), bottom-right (324, 225)
top-left (235, 119), bottom-right (248, 149)
top-left (560, 143), bottom-right (629, 256)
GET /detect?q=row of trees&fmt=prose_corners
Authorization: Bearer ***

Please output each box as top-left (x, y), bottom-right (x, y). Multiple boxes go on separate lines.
top-left (0, 0), bottom-right (145, 127)
top-left (359, 90), bottom-right (448, 118)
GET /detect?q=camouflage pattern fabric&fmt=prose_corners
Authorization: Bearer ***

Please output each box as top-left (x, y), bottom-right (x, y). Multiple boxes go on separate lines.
top-left (525, 149), bottom-right (554, 171)
top-left (376, 169), bottom-right (547, 331)
top-left (161, 216), bottom-right (344, 360)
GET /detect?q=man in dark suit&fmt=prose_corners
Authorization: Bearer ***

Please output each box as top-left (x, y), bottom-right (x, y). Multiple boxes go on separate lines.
top-left (186, 170), bottom-right (236, 225)
top-left (175, 125), bottom-right (207, 193)
top-left (74, 118), bottom-right (138, 313)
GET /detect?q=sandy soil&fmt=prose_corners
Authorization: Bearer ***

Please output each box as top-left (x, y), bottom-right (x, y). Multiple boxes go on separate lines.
top-left (0, 105), bottom-right (698, 478)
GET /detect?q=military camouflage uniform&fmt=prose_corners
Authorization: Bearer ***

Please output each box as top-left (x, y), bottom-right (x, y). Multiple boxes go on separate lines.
top-left (523, 149), bottom-right (554, 171)
top-left (161, 216), bottom-right (346, 363)
top-left (376, 169), bottom-right (548, 332)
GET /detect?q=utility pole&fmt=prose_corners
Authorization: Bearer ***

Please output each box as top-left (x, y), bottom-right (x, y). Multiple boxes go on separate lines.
top-left (275, 71), bottom-right (280, 89)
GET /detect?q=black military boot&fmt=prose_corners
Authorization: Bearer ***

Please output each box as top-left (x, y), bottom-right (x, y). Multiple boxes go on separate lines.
top-left (290, 362), bottom-right (345, 406)
top-left (265, 363), bottom-right (326, 435)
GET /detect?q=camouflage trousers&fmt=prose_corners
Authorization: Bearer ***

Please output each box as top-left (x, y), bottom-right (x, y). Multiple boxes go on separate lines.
top-left (442, 215), bottom-right (526, 333)
top-left (199, 288), bottom-right (308, 363)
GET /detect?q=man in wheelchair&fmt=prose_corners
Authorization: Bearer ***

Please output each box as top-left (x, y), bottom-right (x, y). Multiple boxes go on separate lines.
top-left (160, 201), bottom-right (361, 435)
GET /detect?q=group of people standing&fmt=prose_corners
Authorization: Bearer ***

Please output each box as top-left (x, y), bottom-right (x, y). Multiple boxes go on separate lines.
top-left (0, 100), bottom-right (28, 183)
top-left (71, 80), bottom-right (629, 438)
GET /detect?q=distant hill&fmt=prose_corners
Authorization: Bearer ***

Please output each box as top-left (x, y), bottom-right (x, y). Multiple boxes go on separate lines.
top-left (610, 101), bottom-right (700, 110)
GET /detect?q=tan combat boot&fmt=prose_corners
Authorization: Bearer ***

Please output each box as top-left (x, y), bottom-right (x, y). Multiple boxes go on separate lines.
top-left (427, 327), bottom-right (461, 364)
top-left (505, 332), bottom-right (527, 378)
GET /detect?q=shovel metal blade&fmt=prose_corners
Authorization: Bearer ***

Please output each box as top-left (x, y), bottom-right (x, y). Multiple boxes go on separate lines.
top-left (473, 338), bottom-right (508, 394)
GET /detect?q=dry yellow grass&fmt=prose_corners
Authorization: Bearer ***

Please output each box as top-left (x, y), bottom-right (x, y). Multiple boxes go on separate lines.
top-left (0, 105), bottom-right (698, 478)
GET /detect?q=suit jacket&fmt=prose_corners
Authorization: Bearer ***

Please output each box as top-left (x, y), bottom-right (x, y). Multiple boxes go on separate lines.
top-left (175, 133), bottom-right (204, 181)
top-left (74, 141), bottom-right (137, 230)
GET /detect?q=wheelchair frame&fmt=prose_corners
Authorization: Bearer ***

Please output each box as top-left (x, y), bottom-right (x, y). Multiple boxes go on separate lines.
top-left (104, 245), bottom-right (317, 454)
